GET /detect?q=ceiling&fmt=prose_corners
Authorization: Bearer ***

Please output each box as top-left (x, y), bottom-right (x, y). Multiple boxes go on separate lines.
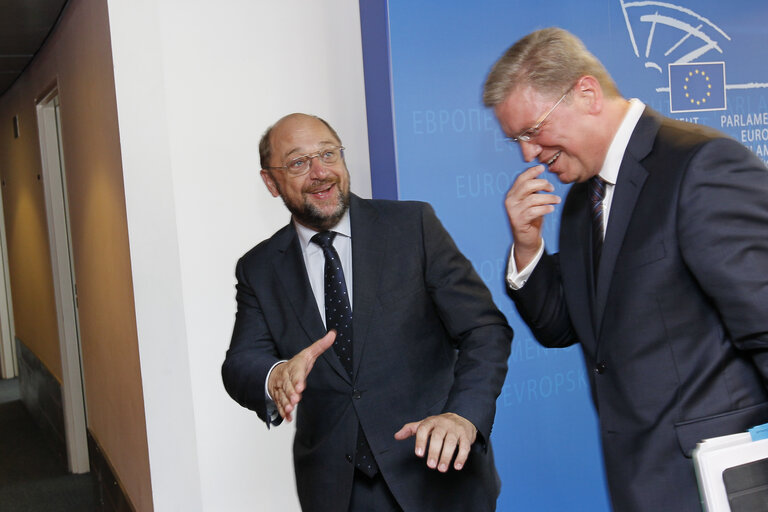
top-left (0, 0), bottom-right (70, 97)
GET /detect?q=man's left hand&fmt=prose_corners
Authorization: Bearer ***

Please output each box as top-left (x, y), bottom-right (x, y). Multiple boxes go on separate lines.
top-left (394, 413), bottom-right (477, 472)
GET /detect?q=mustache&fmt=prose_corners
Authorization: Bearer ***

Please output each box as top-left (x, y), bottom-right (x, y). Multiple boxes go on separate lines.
top-left (303, 179), bottom-right (338, 194)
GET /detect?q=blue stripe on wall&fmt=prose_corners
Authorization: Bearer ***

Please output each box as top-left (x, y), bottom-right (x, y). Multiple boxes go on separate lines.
top-left (358, 0), bottom-right (399, 200)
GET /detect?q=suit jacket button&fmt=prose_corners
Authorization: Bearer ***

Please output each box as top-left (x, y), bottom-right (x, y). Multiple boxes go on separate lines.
top-left (352, 390), bottom-right (361, 399)
top-left (345, 454), bottom-right (353, 463)
top-left (595, 362), bottom-right (607, 374)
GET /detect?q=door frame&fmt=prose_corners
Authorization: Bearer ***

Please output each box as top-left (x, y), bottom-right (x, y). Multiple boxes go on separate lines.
top-left (36, 88), bottom-right (89, 473)
top-left (0, 183), bottom-right (16, 379)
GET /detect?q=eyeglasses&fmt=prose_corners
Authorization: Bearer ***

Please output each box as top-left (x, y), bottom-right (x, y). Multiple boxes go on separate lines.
top-left (509, 85), bottom-right (573, 143)
top-left (265, 146), bottom-right (345, 177)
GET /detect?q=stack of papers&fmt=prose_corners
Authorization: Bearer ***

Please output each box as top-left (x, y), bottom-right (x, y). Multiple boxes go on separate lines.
top-left (693, 423), bottom-right (768, 511)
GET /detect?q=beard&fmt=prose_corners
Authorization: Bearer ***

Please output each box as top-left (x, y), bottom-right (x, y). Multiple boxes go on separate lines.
top-left (280, 178), bottom-right (351, 231)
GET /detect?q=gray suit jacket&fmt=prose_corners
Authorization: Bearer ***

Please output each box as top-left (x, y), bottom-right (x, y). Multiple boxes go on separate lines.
top-left (223, 194), bottom-right (512, 511)
top-left (511, 108), bottom-right (768, 512)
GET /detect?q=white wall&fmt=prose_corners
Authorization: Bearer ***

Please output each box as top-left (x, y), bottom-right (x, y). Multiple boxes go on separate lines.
top-left (107, 0), bottom-right (372, 510)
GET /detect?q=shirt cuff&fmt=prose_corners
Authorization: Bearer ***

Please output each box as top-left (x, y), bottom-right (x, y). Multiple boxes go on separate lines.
top-left (506, 240), bottom-right (545, 290)
top-left (265, 360), bottom-right (286, 422)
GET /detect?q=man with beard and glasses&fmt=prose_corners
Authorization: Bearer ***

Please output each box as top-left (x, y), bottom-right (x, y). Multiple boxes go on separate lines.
top-left (222, 113), bottom-right (512, 512)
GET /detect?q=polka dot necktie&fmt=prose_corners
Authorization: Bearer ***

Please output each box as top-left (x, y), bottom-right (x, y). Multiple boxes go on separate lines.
top-left (311, 231), bottom-right (378, 477)
top-left (311, 231), bottom-right (353, 374)
top-left (589, 176), bottom-right (606, 282)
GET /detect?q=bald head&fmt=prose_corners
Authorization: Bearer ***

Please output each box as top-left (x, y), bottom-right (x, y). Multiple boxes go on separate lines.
top-left (259, 113), bottom-right (342, 170)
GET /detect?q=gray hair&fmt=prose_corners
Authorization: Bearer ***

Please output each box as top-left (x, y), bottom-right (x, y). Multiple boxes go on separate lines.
top-left (483, 27), bottom-right (620, 107)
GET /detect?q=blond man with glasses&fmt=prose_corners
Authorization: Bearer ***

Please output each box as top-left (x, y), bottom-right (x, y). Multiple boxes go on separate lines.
top-left (485, 27), bottom-right (768, 512)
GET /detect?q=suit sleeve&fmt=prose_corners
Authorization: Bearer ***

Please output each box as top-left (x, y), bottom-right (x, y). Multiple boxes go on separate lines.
top-left (677, 138), bottom-right (768, 380)
top-left (419, 204), bottom-right (513, 442)
top-left (221, 256), bottom-right (283, 427)
top-left (507, 252), bottom-right (579, 349)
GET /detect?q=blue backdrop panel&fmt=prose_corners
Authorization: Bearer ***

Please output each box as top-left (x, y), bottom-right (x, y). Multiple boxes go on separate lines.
top-left (360, 1), bottom-right (768, 510)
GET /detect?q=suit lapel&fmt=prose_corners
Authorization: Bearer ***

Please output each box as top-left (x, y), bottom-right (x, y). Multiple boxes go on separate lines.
top-left (271, 223), bottom-right (351, 382)
top-left (349, 195), bottom-right (385, 378)
top-left (593, 109), bottom-right (659, 334)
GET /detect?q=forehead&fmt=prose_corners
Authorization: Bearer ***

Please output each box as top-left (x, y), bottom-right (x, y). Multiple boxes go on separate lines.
top-left (494, 85), bottom-right (552, 135)
top-left (270, 116), bottom-right (339, 160)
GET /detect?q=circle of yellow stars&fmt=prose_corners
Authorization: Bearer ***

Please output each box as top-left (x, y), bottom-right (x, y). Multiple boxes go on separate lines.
top-left (683, 69), bottom-right (712, 106)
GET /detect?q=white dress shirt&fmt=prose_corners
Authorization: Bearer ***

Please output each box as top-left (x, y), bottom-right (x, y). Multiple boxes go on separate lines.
top-left (507, 98), bottom-right (646, 289)
top-left (265, 211), bottom-right (353, 410)
top-left (294, 212), bottom-right (353, 322)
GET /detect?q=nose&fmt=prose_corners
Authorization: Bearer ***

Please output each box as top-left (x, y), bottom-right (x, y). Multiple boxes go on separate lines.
top-left (519, 140), bottom-right (542, 163)
top-left (307, 155), bottom-right (329, 178)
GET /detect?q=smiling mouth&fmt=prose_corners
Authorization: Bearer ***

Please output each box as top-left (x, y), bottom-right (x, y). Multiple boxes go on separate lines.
top-left (307, 182), bottom-right (335, 196)
top-left (546, 151), bottom-right (562, 166)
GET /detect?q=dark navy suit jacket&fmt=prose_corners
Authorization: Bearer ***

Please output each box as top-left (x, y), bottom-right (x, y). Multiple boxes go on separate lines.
top-left (511, 108), bottom-right (768, 512)
top-left (223, 194), bottom-right (512, 511)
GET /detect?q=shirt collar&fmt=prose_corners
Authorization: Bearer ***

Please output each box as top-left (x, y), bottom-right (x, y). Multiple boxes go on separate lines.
top-left (598, 98), bottom-right (645, 185)
top-left (294, 208), bottom-right (352, 250)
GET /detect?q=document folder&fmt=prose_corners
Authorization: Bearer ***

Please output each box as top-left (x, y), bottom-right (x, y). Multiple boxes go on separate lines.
top-left (693, 430), bottom-right (768, 512)
top-left (722, 457), bottom-right (768, 511)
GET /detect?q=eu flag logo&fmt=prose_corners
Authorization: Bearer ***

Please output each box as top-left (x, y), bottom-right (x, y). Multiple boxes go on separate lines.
top-left (669, 62), bottom-right (726, 113)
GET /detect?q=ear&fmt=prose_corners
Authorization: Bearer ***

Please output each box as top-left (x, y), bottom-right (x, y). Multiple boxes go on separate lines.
top-left (260, 169), bottom-right (281, 198)
top-left (575, 75), bottom-right (603, 115)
